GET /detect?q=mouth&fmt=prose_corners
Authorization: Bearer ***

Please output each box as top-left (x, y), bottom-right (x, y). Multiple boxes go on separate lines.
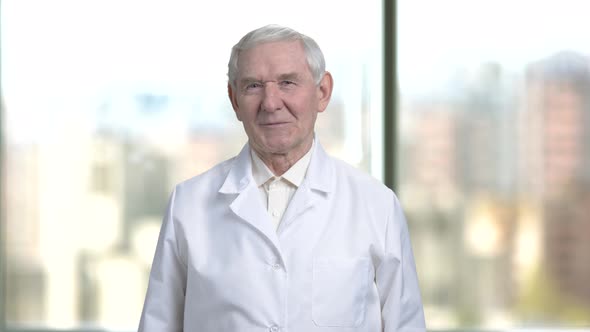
top-left (260, 122), bottom-right (290, 127)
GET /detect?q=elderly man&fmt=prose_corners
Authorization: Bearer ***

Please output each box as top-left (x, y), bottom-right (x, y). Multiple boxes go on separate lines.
top-left (139, 24), bottom-right (425, 332)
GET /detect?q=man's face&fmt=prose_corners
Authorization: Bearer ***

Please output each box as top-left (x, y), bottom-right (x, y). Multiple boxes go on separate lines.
top-left (228, 40), bottom-right (332, 159)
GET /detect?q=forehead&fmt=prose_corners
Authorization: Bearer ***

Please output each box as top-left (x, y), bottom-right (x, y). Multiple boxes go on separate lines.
top-left (237, 40), bottom-right (311, 79)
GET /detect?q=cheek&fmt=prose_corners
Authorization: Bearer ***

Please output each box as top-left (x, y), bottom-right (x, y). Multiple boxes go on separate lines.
top-left (237, 99), bottom-right (260, 121)
top-left (287, 96), bottom-right (314, 115)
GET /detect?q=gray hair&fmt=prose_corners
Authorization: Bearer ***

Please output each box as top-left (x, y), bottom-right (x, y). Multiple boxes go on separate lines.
top-left (228, 24), bottom-right (326, 88)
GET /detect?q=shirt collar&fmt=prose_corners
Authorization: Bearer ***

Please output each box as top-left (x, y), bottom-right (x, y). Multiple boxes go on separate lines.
top-left (251, 149), bottom-right (275, 187)
top-left (250, 140), bottom-right (314, 188)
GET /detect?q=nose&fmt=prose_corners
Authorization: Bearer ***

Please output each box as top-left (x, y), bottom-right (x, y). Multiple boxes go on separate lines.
top-left (261, 83), bottom-right (283, 112)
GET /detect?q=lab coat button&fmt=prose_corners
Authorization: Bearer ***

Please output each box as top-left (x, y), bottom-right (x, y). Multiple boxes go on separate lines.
top-left (271, 210), bottom-right (279, 217)
top-left (269, 326), bottom-right (279, 332)
top-left (272, 263), bottom-right (281, 270)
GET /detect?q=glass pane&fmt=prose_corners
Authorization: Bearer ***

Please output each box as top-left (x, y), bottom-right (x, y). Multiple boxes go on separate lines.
top-left (1, 1), bottom-right (382, 329)
top-left (398, 0), bottom-right (590, 330)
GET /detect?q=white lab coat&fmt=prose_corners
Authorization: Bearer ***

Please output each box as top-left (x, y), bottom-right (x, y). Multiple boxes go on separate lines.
top-left (138, 141), bottom-right (425, 332)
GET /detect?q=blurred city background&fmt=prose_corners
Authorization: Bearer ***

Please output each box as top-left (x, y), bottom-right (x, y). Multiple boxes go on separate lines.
top-left (1, 0), bottom-right (589, 331)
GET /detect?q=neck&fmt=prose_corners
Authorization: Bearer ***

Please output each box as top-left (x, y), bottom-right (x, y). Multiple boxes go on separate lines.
top-left (254, 140), bottom-right (313, 176)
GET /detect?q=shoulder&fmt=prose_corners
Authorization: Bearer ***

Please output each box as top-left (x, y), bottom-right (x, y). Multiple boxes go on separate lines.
top-left (329, 156), bottom-right (394, 201)
top-left (174, 155), bottom-right (236, 196)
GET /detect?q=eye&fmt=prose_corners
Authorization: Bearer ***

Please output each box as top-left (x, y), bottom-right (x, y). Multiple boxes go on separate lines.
top-left (279, 80), bottom-right (296, 87)
top-left (245, 82), bottom-right (263, 90)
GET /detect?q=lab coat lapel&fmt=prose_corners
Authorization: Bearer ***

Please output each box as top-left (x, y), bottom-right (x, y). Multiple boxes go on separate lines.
top-left (279, 141), bottom-right (334, 231)
top-left (219, 144), bottom-right (281, 251)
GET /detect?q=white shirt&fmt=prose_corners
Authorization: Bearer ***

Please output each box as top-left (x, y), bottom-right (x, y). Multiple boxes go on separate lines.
top-left (250, 142), bottom-right (313, 230)
top-left (139, 141), bottom-right (426, 332)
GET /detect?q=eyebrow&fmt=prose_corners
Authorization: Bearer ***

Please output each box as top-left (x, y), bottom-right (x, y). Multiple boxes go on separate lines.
top-left (277, 73), bottom-right (301, 81)
top-left (238, 73), bottom-right (302, 86)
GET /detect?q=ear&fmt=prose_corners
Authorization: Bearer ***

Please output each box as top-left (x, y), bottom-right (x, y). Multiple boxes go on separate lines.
top-left (316, 71), bottom-right (333, 113)
top-left (227, 83), bottom-right (242, 121)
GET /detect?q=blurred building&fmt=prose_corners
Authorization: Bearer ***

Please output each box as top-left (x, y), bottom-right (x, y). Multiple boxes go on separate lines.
top-left (456, 63), bottom-right (519, 197)
top-left (524, 51), bottom-right (590, 307)
top-left (4, 144), bottom-right (44, 321)
top-left (400, 63), bottom-right (527, 325)
top-left (523, 51), bottom-right (590, 195)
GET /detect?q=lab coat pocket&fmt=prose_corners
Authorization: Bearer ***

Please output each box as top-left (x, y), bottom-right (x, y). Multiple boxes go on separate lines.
top-left (312, 256), bottom-right (371, 327)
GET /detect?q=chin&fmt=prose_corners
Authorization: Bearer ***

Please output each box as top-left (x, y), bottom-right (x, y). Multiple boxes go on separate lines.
top-left (260, 137), bottom-right (293, 151)
top-left (254, 140), bottom-right (292, 154)
top-left (264, 145), bottom-right (292, 155)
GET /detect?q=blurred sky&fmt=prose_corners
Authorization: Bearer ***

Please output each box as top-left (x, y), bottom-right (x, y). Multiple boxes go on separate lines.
top-left (0, 0), bottom-right (381, 148)
top-left (1, 0), bottom-right (378, 96)
top-left (4, 0), bottom-right (589, 95)
top-left (398, 0), bottom-right (590, 95)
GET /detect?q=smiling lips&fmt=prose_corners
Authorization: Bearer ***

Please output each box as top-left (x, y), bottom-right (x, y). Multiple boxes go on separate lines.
top-left (260, 121), bottom-right (290, 127)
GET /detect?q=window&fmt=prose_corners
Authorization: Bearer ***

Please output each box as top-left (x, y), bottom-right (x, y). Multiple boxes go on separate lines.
top-left (398, 0), bottom-right (590, 329)
top-left (1, 0), bottom-right (382, 330)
